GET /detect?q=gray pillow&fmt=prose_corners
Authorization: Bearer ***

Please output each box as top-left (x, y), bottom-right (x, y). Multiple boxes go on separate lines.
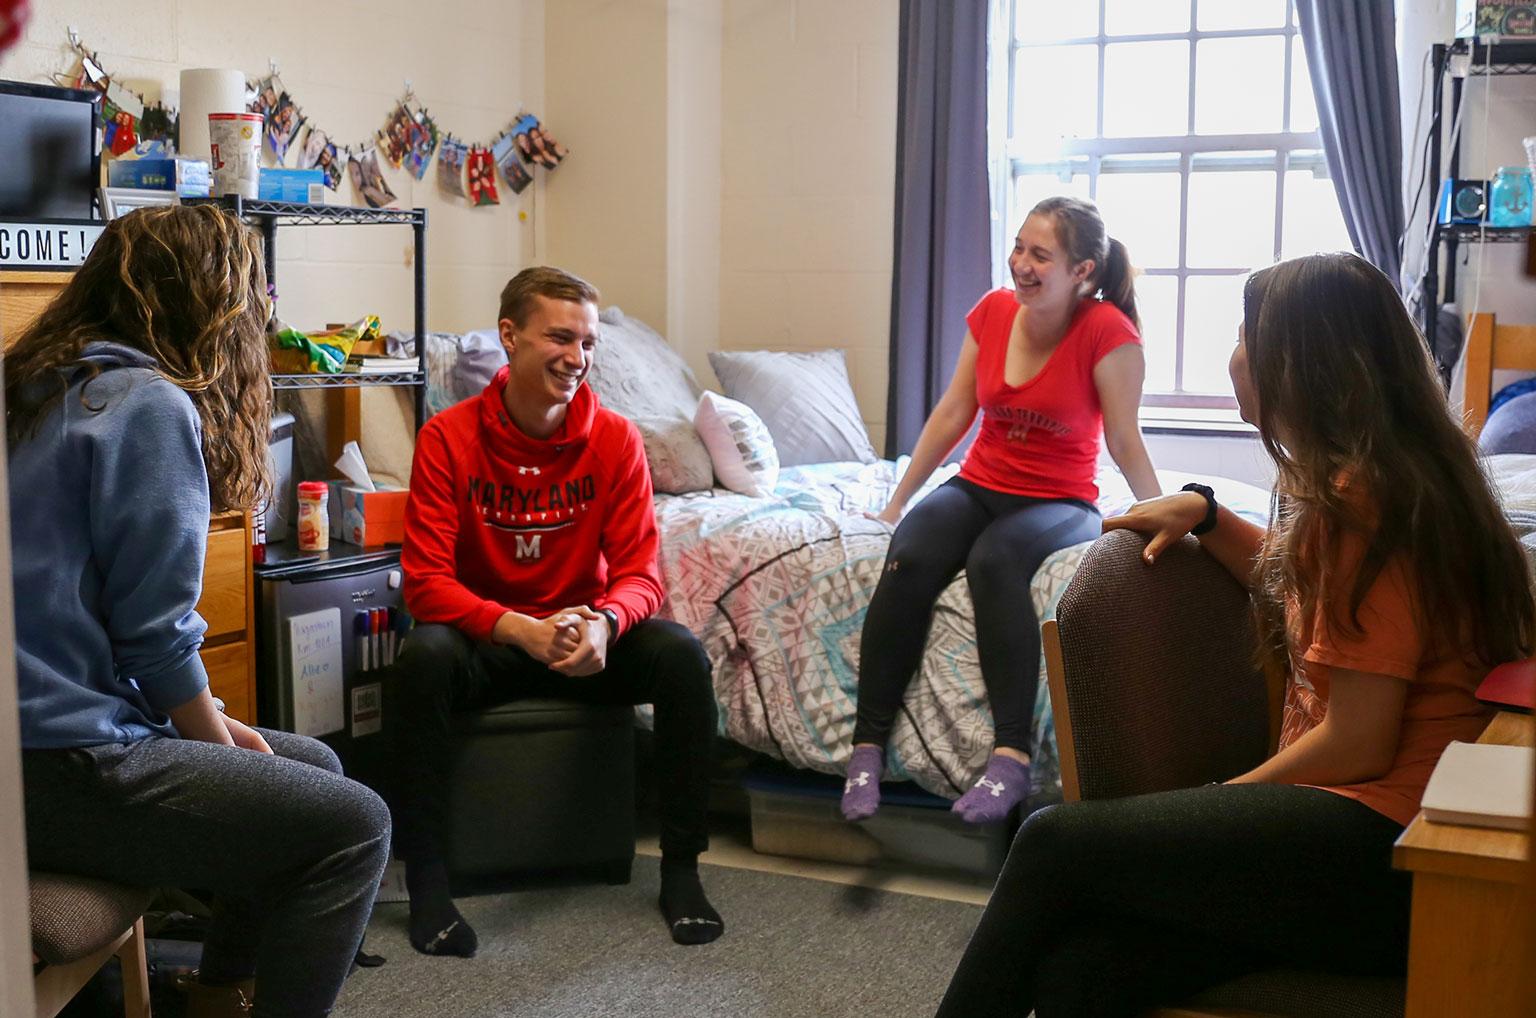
top-left (1481, 391), bottom-right (1536, 455)
top-left (708, 349), bottom-right (877, 467)
top-left (386, 329), bottom-right (506, 417)
top-left (588, 307), bottom-right (714, 493)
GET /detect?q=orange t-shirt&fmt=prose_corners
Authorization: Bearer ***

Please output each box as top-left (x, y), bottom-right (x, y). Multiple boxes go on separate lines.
top-left (1279, 527), bottom-right (1494, 827)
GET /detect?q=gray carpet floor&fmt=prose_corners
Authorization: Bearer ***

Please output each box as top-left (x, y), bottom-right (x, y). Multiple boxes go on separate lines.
top-left (335, 862), bottom-right (983, 1018)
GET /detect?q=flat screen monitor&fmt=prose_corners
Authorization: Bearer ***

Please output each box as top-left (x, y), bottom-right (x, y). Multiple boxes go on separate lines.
top-left (0, 80), bottom-right (100, 220)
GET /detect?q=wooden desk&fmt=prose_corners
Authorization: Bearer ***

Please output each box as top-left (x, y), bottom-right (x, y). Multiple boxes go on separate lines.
top-left (0, 269), bottom-right (70, 345)
top-left (1393, 711), bottom-right (1533, 1018)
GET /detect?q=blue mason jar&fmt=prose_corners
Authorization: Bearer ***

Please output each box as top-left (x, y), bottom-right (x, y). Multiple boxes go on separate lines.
top-left (1489, 166), bottom-right (1533, 227)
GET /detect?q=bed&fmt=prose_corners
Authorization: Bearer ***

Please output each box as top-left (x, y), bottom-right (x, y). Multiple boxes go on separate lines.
top-left (379, 310), bottom-right (1273, 800)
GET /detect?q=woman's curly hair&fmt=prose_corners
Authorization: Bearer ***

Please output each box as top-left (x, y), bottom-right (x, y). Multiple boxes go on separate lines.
top-left (4, 203), bottom-right (273, 512)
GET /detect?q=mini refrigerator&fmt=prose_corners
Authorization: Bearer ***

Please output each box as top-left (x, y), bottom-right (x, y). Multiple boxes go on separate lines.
top-left (255, 540), bottom-right (406, 791)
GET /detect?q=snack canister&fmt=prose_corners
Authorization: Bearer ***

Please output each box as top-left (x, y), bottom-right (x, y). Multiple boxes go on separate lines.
top-left (208, 112), bottom-right (264, 199)
top-left (297, 480), bottom-right (330, 551)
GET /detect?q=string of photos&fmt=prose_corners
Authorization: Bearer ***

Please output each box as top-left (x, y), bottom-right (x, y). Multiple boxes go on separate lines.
top-left (56, 32), bottom-right (568, 210)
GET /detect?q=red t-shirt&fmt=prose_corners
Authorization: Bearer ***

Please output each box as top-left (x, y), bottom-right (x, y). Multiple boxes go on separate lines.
top-left (958, 290), bottom-right (1140, 503)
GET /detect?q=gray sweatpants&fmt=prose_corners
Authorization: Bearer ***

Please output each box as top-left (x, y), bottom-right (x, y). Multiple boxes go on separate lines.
top-left (23, 729), bottom-right (390, 1018)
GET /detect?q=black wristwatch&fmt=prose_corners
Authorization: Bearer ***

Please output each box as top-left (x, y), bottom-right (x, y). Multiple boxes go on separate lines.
top-left (596, 607), bottom-right (620, 641)
top-left (1180, 483), bottom-right (1219, 536)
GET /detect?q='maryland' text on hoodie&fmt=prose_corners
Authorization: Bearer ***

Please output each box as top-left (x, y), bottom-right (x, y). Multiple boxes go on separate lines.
top-left (401, 367), bottom-right (664, 641)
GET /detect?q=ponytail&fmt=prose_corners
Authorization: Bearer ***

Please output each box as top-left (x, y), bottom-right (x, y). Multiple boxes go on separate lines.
top-left (1028, 196), bottom-right (1139, 331)
top-left (1097, 236), bottom-right (1139, 331)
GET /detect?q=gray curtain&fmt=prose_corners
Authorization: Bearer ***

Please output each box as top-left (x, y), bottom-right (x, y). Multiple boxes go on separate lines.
top-left (886, 0), bottom-right (992, 457)
top-left (1295, 0), bottom-right (1403, 284)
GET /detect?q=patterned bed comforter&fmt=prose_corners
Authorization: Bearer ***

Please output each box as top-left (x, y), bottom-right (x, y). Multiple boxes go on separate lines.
top-left (648, 460), bottom-right (1274, 800)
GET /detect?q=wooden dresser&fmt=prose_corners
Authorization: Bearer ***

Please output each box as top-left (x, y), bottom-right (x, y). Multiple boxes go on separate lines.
top-left (2, 270), bottom-right (259, 724)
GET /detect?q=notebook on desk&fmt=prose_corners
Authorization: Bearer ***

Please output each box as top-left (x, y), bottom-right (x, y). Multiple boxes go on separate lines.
top-left (1477, 659), bottom-right (1534, 713)
top-left (1421, 741), bottom-right (1534, 831)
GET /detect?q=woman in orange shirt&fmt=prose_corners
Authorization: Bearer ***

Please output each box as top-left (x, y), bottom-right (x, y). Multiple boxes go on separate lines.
top-left (935, 251), bottom-right (1535, 1016)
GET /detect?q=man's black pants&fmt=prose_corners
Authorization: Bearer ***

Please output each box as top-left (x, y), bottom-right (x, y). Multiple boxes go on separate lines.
top-left (387, 619), bottom-right (716, 866)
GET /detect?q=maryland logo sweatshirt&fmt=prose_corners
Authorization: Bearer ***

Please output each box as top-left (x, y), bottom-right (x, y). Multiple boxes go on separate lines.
top-left (402, 366), bottom-right (663, 641)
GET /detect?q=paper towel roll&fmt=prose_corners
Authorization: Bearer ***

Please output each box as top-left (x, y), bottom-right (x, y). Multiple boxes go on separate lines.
top-left (179, 68), bottom-right (247, 160)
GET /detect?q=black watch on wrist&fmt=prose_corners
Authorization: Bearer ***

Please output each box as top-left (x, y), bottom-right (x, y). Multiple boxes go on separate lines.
top-left (596, 607), bottom-right (620, 641)
top-left (1180, 483), bottom-right (1219, 537)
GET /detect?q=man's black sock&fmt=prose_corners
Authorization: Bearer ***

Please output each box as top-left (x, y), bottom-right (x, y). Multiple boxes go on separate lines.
top-left (658, 857), bottom-right (724, 945)
top-left (405, 859), bottom-right (478, 958)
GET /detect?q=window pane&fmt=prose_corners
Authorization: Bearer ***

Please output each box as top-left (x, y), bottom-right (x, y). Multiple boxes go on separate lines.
top-left (1105, 0), bottom-right (1189, 36)
top-left (1197, 0), bottom-right (1286, 31)
top-left (1104, 41), bottom-right (1190, 137)
top-left (1015, 0), bottom-right (1098, 42)
top-left (1012, 169), bottom-right (1091, 232)
top-left (1094, 169), bottom-right (1182, 268)
top-left (1187, 160), bottom-right (1276, 267)
top-left (1195, 37), bottom-right (1284, 135)
top-left (1013, 44), bottom-right (1098, 154)
top-left (1134, 274), bottom-right (1179, 393)
top-left (1289, 37), bottom-right (1319, 133)
top-left (1281, 168), bottom-right (1353, 258)
top-left (1182, 275), bottom-right (1247, 395)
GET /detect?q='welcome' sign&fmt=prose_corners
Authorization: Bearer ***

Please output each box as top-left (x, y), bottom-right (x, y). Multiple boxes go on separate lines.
top-left (0, 220), bottom-right (104, 269)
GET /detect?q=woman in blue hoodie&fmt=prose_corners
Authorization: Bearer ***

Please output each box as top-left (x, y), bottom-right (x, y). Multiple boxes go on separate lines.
top-left (6, 204), bottom-right (390, 1018)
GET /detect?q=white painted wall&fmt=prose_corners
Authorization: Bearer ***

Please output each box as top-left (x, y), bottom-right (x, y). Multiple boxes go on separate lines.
top-left (719, 0), bottom-right (899, 452)
top-left (667, 0), bottom-right (726, 382)
top-left (1141, 432), bottom-right (1276, 490)
top-left (544, 0), bottom-right (671, 335)
top-left (0, 0), bottom-right (545, 335)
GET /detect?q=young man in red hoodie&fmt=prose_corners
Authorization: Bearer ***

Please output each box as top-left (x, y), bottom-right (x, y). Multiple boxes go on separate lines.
top-left (391, 266), bottom-right (721, 956)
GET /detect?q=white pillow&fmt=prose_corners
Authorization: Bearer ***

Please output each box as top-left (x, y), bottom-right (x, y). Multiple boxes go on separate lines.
top-left (707, 349), bottom-right (878, 467)
top-left (694, 392), bottom-right (779, 497)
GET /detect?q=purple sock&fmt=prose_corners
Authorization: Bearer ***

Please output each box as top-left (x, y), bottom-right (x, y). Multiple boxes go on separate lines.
top-left (840, 745), bottom-right (884, 821)
top-left (952, 754), bottom-right (1030, 825)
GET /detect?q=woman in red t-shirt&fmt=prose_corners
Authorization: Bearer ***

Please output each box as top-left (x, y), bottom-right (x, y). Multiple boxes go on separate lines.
top-left (935, 252), bottom-right (1535, 1016)
top-left (842, 197), bottom-right (1161, 825)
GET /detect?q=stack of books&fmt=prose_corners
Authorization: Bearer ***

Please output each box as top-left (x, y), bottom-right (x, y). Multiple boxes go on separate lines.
top-left (344, 356), bottom-right (418, 375)
top-left (1421, 740), bottom-right (1534, 831)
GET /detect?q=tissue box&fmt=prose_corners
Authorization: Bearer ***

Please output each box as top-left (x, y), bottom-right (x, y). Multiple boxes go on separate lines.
top-left (107, 157), bottom-right (212, 197)
top-left (328, 483), bottom-right (408, 547)
top-left (259, 167), bottom-right (326, 203)
top-left (1457, 0), bottom-right (1536, 37)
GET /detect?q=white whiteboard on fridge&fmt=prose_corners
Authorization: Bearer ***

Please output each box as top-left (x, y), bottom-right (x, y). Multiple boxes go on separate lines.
top-left (287, 606), bottom-right (344, 737)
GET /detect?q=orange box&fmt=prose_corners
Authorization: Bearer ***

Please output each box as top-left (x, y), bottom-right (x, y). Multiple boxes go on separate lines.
top-left (327, 483), bottom-right (408, 546)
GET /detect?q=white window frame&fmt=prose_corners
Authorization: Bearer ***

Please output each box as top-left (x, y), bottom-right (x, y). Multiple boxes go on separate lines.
top-left (994, 0), bottom-right (1333, 411)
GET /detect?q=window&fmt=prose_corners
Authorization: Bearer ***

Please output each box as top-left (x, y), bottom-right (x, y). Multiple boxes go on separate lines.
top-left (991, 0), bottom-right (1353, 409)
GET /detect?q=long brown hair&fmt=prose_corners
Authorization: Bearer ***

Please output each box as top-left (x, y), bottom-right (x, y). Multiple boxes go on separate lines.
top-left (4, 204), bottom-right (273, 512)
top-left (1243, 252), bottom-right (1533, 669)
top-left (1031, 196), bottom-right (1138, 330)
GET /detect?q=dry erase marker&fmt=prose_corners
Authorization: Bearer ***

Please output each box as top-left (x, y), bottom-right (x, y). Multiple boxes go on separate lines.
top-left (375, 607), bottom-right (388, 664)
top-left (370, 607), bottom-right (383, 667)
top-left (354, 610), bottom-right (371, 673)
top-left (393, 609), bottom-right (412, 657)
top-left (384, 607), bottom-right (397, 665)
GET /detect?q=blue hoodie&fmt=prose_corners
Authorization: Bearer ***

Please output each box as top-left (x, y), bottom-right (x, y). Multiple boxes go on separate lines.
top-left (11, 342), bottom-right (212, 748)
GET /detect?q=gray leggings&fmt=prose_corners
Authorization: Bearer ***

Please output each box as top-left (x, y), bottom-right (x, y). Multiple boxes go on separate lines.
top-left (23, 729), bottom-right (391, 1018)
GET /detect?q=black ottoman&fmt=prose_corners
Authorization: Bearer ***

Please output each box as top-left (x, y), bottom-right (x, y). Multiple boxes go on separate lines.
top-left (447, 698), bottom-right (636, 884)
